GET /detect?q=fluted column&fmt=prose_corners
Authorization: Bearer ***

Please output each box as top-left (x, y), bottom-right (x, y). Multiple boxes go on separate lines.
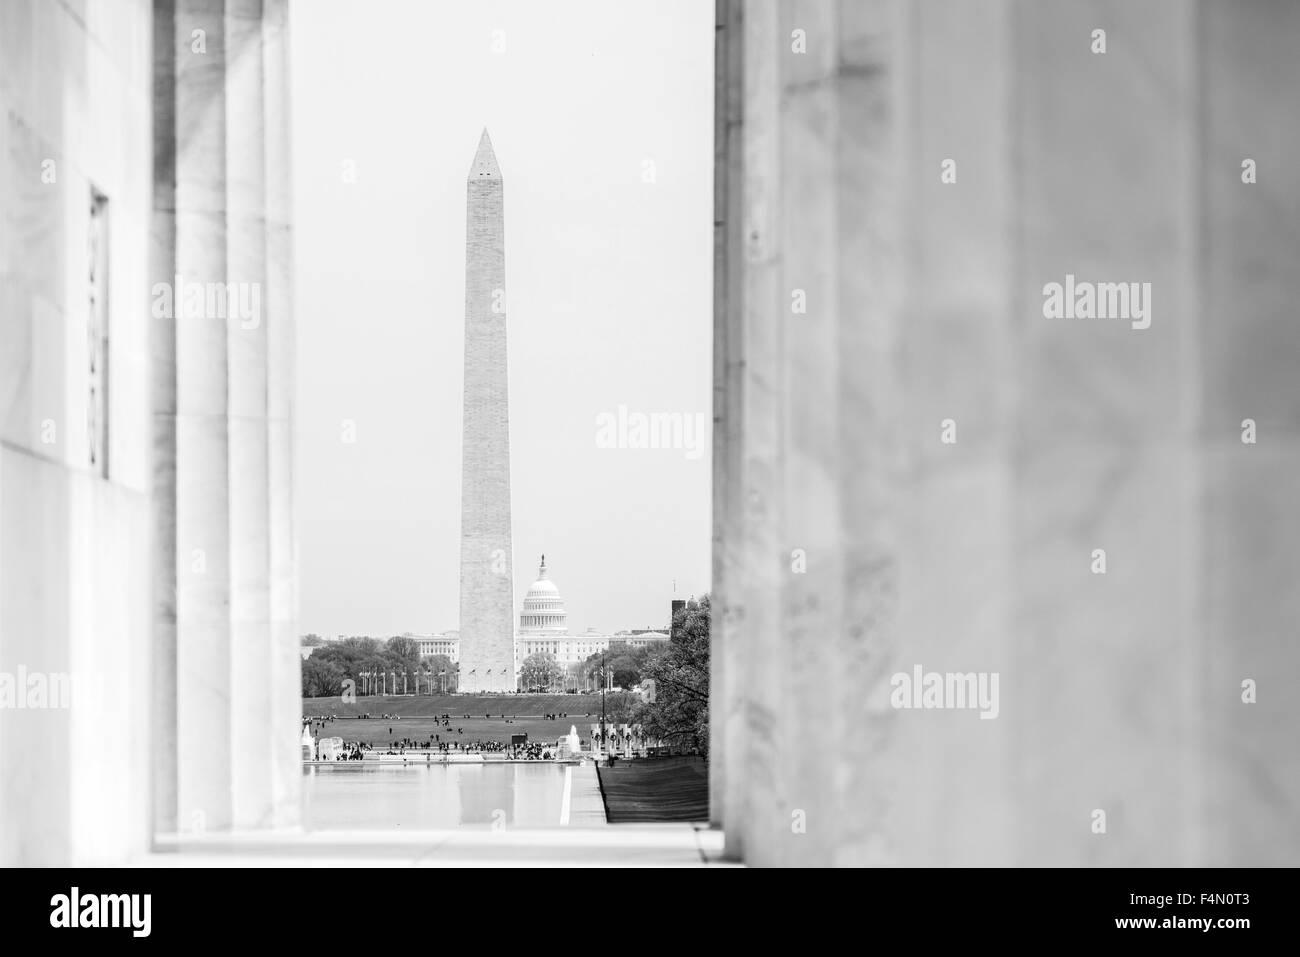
top-left (225, 0), bottom-right (272, 829)
top-left (263, 0), bottom-right (301, 831)
top-left (172, 0), bottom-right (233, 834)
top-left (1195, 0), bottom-right (1300, 866)
top-left (710, 0), bottom-right (743, 849)
top-left (718, 0), bottom-right (1300, 867)
top-left (153, 0), bottom-right (297, 837)
top-left (151, 0), bottom-right (183, 838)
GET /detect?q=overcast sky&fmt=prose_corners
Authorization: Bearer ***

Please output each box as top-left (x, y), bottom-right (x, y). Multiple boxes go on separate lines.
top-left (290, 0), bottom-right (713, 637)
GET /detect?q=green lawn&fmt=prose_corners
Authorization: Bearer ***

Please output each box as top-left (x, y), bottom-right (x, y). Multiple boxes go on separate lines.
top-left (596, 757), bottom-right (709, 822)
top-left (303, 692), bottom-right (605, 718)
top-left (302, 693), bottom-right (614, 748)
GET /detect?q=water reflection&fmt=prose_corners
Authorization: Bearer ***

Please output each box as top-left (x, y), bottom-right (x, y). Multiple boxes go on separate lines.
top-left (302, 763), bottom-right (567, 830)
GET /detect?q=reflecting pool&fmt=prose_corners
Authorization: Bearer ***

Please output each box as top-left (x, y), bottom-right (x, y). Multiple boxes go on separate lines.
top-left (302, 762), bottom-right (568, 830)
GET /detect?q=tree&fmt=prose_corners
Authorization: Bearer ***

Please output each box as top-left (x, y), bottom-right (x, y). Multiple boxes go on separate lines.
top-left (519, 652), bottom-right (563, 692)
top-left (385, 635), bottom-right (422, 670)
top-left (302, 655), bottom-right (347, 698)
top-left (582, 649), bottom-right (610, 691)
top-left (562, 661), bottom-right (586, 692)
top-left (311, 636), bottom-right (380, 684)
top-left (301, 633), bottom-right (325, 646)
top-left (363, 655), bottom-right (388, 694)
top-left (582, 642), bottom-right (652, 690)
top-left (634, 595), bottom-right (709, 752)
top-left (610, 646), bottom-right (651, 689)
top-left (427, 654), bottom-right (457, 692)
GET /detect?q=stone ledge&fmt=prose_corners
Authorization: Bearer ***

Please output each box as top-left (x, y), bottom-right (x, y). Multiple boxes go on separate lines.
top-left (146, 824), bottom-right (732, 867)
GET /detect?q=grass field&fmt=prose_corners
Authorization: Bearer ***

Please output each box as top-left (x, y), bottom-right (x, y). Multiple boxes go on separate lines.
top-left (302, 693), bottom-right (620, 749)
top-left (596, 757), bottom-right (709, 822)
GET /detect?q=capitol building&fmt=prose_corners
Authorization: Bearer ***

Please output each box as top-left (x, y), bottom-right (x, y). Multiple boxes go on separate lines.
top-left (517, 555), bottom-right (568, 636)
top-left (408, 554), bottom-right (670, 688)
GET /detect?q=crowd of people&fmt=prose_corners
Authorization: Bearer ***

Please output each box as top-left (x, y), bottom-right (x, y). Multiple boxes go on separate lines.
top-left (311, 711), bottom-right (597, 723)
top-left (325, 739), bottom-right (559, 761)
top-left (430, 740), bottom-right (554, 760)
top-left (308, 708), bottom-right (615, 763)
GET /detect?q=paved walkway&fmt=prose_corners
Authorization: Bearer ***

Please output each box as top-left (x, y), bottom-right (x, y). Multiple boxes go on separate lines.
top-left (147, 824), bottom-right (730, 867)
top-left (142, 759), bottom-right (731, 866)
top-left (563, 763), bottom-right (607, 826)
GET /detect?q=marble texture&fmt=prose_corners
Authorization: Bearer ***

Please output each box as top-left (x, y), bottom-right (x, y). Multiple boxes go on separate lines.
top-left (712, 0), bottom-right (1300, 866)
top-left (5, 0), bottom-right (1297, 869)
top-left (458, 131), bottom-right (516, 693)
top-left (263, 0), bottom-right (301, 833)
top-left (0, 0), bottom-right (300, 864)
top-left (154, 0), bottom-right (300, 838)
top-left (0, 0), bottom-right (154, 866)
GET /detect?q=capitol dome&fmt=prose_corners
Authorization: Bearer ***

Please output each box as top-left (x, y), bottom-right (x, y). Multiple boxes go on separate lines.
top-left (519, 555), bottom-right (568, 634)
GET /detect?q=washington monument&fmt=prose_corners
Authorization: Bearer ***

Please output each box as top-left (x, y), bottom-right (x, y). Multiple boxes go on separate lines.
top-left (458, 129), bottom-right (515, 692)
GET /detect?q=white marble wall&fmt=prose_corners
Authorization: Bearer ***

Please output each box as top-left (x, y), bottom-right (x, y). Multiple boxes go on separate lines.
top-left (1195, 0), bottom-right (1300, 865)
top-left (0, 0), bottom-right (297, 865)
top-left (713, 0), bottom-right (1300, 866)
top-left (0, 0), bottom-right (154, 866)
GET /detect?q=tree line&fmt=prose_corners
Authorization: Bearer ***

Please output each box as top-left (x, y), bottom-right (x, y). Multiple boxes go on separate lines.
top-left (302, 635), bottom-right (457, 697)
top-left (518, 596), bottom-right (712, 753)
top-left (300, 597), bottom-right (712, 755)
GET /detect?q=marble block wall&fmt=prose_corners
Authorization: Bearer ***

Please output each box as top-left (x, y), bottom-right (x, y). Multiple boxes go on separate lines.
top-left (0, 0), bottom-right (298, 865)
top-left (0, 0), bottom-right (154, 865)
top-left (712, 0), bottom-right (1300, 866)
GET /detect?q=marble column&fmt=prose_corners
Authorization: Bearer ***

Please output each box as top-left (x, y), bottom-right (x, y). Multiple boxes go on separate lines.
top-left (828, 0), bottom-right (912, 868)
top-left (152, 0), bottom-right (298, 837)
top-left (734, 0), bottom-right (787, 869)
top-left (1010, 0), bottom-right (1202, 868)
top-left (171, 0), bottom-right (234, 834)
top-left (226, 0), bottom-right (274, 830)
top-left (1196, 0), bottom-right (1300, 866)
top-left (263, 0), bottom-right (301, 832)
top-left (776, 0), bottom-right (848, 868)
top-left (713, 0), bottom-right (1300, 866)
top-left (710, 0), bottom-right (746, 851)
top-left (151, 0), bottom-right (183, 840)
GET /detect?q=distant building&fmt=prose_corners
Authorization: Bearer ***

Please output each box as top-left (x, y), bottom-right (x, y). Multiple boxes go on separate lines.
top-left (513, 556), bottom-right (676, 668)
top-left (516, 556), bottom-right (608, 666)
top-left (518, 629), bottom-right (611, 666)
top-left (614, 631), bottom-right (670, 651)
top-left (395, 558), bottom-right (675, 686)
top-left (518, 555), bottom-right (567, 635)
top-left (405, 633), bottom-right (460, 664)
